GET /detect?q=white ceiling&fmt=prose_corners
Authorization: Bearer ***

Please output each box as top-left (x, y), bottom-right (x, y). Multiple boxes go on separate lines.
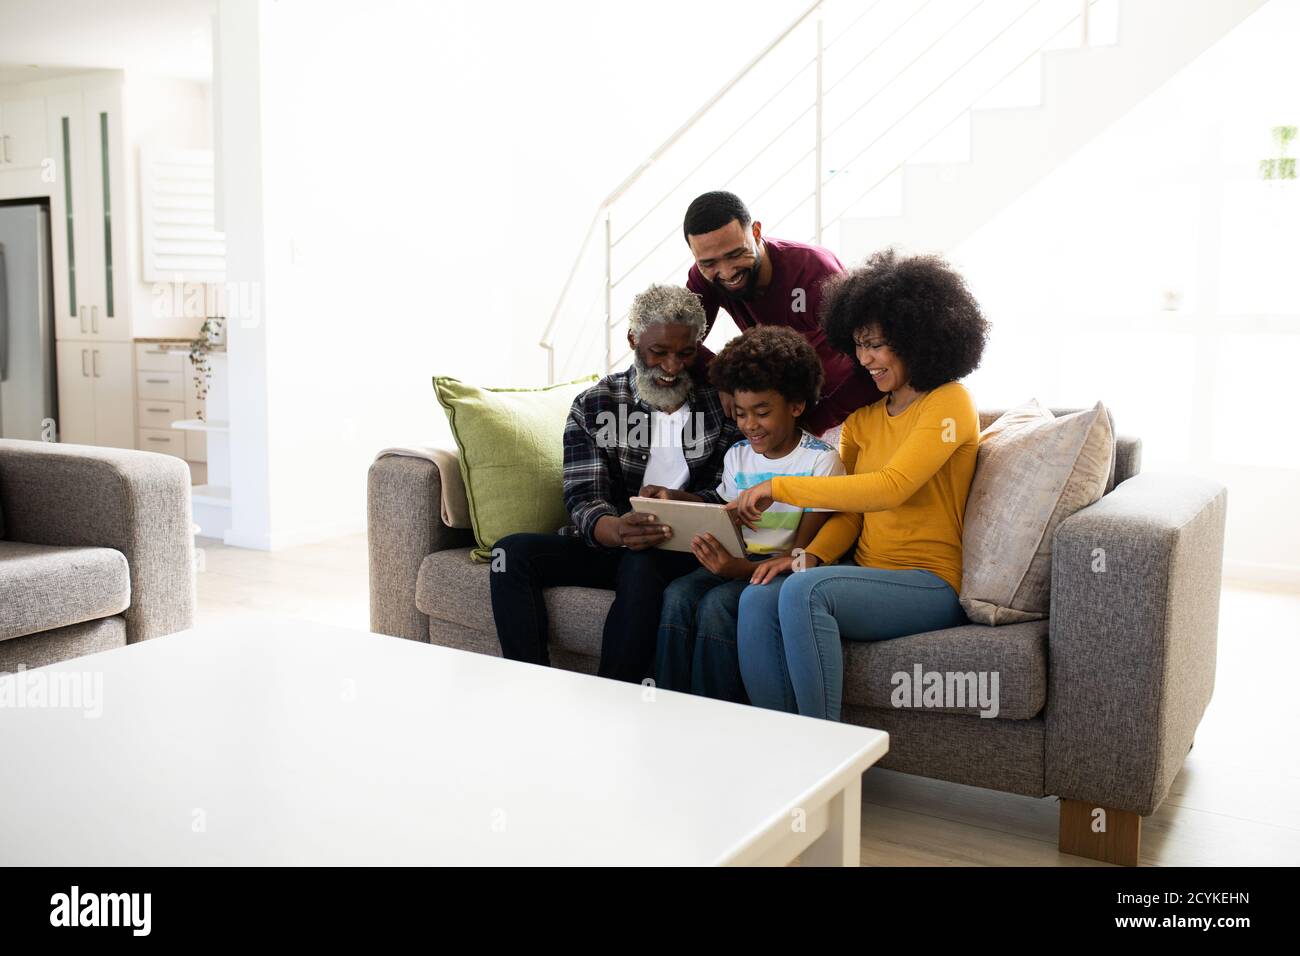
top-left (0, 0), bottom-right (215, 81)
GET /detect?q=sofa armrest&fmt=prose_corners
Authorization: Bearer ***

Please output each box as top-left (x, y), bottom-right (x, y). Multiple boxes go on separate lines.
top-left (367, 453), bottom-right (475, 641)
top-left (0, 439), bottom-right (195, 643)
top-left (1045, 471), bottom-right (1227, 816)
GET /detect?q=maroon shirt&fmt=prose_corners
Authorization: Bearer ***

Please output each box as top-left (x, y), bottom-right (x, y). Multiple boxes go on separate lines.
top-left (687, 237), bottom-right (882, 435)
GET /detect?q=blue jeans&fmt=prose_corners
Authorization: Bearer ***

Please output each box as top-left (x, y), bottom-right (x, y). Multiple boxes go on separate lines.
top-left (655, 567), bottom-right (750, 704)
top-left (736, 566), bottom-right (967, 721)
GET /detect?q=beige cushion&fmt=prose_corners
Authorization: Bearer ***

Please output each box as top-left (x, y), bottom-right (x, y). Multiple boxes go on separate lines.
top-left (959, 400), bottom-right (1114, 625)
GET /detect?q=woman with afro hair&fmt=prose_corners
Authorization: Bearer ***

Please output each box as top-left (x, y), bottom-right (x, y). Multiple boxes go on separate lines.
top-left (728, 248), bottom-right (991, 721)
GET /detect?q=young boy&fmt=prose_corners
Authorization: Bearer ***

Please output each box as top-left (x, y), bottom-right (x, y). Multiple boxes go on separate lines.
top-left (641, 326), bottom-right (844, 703)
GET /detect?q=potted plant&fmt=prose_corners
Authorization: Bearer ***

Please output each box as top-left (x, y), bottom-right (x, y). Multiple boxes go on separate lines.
top-left (188, 317), bottom-right (225, 421)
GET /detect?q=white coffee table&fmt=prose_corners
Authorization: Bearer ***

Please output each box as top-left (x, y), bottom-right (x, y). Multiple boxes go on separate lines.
top-left (0, 618), bottom-right (888, 866)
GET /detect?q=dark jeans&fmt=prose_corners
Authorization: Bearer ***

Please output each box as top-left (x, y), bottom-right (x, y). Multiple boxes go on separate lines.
top-left (654, 567), bottom-right (750, 704)
top-left (489, 532), bottom-right (700, 683)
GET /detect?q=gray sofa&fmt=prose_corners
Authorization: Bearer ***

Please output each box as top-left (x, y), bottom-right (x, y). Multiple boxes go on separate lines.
top-left (368, 409), bottom-right (1227, 865)
top-left (0, 439), bottom-right (195, 669)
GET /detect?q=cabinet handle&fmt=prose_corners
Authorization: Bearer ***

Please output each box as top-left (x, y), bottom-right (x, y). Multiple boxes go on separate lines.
top-left (145, 377), bottom-right (169, 384)
top-left (147, 436), bottom-right (170, 443)
top-left (147, 406), bottom-right (170, 413)
top-left (147, 349), bottom-right (167, 355)
top-left (93, 349), bottom-right (101, 377)
top-left (81, 348), bottom-right (89, 377)
top-left (1, 134), bottom-right (9, 163)
top-left (0, 239), bottom-right (8, 380)
top-left (80, 305), bottom-right (88, 334)
top-left (91, 305), bottom-right (99, 333)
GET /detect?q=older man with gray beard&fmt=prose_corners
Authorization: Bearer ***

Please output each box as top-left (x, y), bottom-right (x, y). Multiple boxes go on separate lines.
top-left (489, 285), bottom-right (741, 683)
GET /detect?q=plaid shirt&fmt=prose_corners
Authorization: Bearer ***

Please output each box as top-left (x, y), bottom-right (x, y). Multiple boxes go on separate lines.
top-left (560, 366), bottom-right (741, 547)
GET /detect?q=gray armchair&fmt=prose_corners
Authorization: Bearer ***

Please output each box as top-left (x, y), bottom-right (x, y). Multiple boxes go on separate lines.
top-left (0, 439), bottom-right (195, 669)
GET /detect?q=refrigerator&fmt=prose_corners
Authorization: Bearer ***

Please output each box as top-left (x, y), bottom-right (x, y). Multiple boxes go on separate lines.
top-left (0, 202), bottom-right (57, 441)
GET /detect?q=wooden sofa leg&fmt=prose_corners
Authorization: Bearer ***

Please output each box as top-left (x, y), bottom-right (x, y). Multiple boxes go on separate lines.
top-left (1059, 798), bottom-right (1141, 866)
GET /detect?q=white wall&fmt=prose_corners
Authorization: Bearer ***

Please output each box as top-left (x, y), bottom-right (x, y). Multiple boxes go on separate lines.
top-left (946, 0), bottom-right (1300, 581)
top-left (216, 0), bottom-right (273, 548)
top-left (215, 0), bottom-right (811, 549)
top-left (496, 0), bottom-right (820, 385)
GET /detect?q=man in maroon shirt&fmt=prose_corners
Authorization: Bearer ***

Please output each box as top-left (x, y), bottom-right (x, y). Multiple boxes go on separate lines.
top-left (683, 191), bottom-right (882, 436)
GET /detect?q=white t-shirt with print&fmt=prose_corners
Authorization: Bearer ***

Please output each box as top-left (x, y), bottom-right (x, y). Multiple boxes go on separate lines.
top-left (716, 430), bottom-right (845, 555)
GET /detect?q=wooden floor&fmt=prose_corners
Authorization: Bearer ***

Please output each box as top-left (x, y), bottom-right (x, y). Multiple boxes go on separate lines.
top-left (195, 533), bottom-right (1300, 866)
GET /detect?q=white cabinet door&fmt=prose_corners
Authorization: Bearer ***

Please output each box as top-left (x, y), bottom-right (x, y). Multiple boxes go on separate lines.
top-left (0, 97), bottom-right (48, 169)
top-left (81, 86), bottom-right (129, 342)
top-left (45, 85), bottom-right (131, 344)
top-left (90, 342), bottom-right (135, 449)
top-left (55, 341), bottom-right (136, 449)
top-left (55, 341), bottom-right (96, 445)
top-left (46, 92), bottom-right (92, 342)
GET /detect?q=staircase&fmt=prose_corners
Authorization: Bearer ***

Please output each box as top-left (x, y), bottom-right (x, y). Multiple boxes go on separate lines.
top-left (542, 0), bottom-right (1268, 383)
top-left (838, 0), bottom-right (1267, 259)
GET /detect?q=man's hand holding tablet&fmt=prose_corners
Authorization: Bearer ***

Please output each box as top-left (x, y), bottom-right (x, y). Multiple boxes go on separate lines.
top-left (629, 496), bottom-right (747, 559)
top-left (593, 511), bottom-right (673, 550)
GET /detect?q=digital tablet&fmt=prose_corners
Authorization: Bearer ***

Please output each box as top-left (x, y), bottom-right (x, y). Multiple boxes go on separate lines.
top-left (628, 496), bottom-right (748, 558)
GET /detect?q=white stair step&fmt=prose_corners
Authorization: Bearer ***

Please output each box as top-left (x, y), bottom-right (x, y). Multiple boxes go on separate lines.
top-left (839, 0), bottom-right (1268, 256)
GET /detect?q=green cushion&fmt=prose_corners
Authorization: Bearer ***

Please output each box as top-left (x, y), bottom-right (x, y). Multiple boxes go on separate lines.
top-left (434, 375), bottom-right (597, 562)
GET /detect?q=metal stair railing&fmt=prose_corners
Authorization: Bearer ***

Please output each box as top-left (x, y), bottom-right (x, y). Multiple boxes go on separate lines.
top-left (542, 0), bottom-right (1101, 382)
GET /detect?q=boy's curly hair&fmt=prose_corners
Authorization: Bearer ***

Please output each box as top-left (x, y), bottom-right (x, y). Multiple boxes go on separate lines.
top-left (820, 248), bottom-right (989, 391)
top-left (709, 326), bottom-right (824, 410)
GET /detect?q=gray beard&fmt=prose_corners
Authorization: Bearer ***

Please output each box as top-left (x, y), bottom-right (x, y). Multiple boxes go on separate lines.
top-left (633, 354), bottom-right (693, 410)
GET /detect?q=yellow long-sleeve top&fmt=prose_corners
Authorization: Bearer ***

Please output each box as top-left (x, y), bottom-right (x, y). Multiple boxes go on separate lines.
top-left (771, 381), bottom-right (979, 593)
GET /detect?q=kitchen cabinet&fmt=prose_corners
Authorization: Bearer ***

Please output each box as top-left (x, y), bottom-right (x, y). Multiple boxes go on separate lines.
top-left (6, 72), bottom-right (205, 456)
top-left (80, 84), bottom-right (130, 342)
top-left (54, 342), bottom-right (95, 445)
top-left (137, 400), bottom-right (186, 430)
top-left (40, 79), bottom-right (135, 451)
top-left (91, 342), bottom-right (134, 447)
top-left (0, 97), bottom-right (47, 170)
top-left (47, 85), bottom-right (130, 343)
top-left (135, 341), bottom-right (206, 464)
top-left (47, 91), bottom-right (89, 342)
top-left (137, 427), bottom-right (186, 459)
top-left (55, 340), bottom-right (133, 447)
